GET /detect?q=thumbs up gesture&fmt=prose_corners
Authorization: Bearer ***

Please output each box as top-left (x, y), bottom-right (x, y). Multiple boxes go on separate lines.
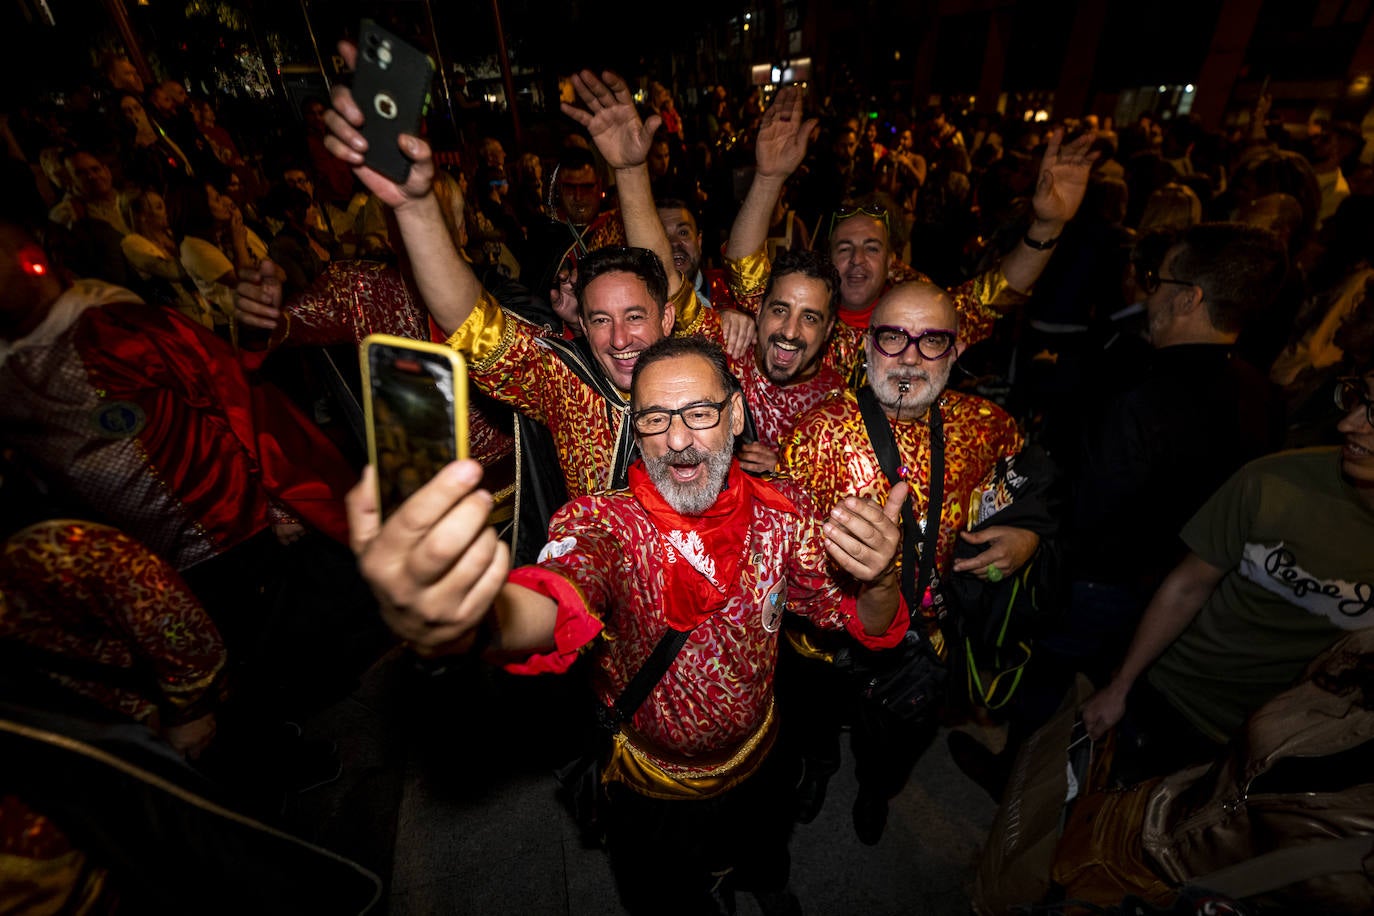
top-left (822, 480), bottom-right (910, 585)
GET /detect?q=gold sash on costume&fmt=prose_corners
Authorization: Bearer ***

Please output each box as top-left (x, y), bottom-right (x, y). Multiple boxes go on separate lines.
top-left (603, 701), bottom-right (777, 801)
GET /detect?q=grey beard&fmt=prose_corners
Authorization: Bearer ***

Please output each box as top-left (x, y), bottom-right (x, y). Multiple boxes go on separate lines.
top-left (873, 376), bottom-right (940, 421)
top-left (643, 434), bottom-right (735, 516)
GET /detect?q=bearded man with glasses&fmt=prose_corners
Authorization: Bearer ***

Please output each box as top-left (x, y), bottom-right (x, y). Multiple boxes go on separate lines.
top-left (780, 280), bottom-right (1054, 842)
top-left (351, 335), bottom-right (910, 915)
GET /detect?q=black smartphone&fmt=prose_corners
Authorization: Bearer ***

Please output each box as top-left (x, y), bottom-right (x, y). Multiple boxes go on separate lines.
top-left (361, 334), bottom-right (468, 519)
top-left (352, 20), bottom-right (435, 184)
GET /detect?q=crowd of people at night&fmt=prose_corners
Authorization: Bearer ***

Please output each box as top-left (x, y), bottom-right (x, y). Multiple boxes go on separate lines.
top-left (2, 29), bottom-right (1373, 915)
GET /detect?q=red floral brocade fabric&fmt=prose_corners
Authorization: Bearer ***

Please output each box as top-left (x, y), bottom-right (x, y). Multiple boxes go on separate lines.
top-left (0, 520), bottom-right (225, 725)
top-left (0, 285), bottom-right (354, 569)
top-left (504, 472), bottom-right (905, 768)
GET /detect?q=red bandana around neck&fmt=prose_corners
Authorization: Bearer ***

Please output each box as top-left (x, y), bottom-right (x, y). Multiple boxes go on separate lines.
top-left (629, 459), bottom-right (796, 631)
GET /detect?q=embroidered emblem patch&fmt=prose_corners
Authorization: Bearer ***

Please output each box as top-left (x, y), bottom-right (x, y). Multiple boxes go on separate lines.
top-left (666, 530), bottom-right (717, 582)
top-left (537, 535), bottom-right (578, 564)
top-left (91, 401), bottom-right (146, 438)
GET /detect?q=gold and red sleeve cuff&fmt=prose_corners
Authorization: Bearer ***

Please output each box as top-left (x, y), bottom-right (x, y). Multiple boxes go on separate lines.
top-left (502, 566), bottom-right (605, 675)
top-left (669, 271), bottom-right (707, 337)
top-left (954, 266), bottom-right (1027, 347)
top-left (724, 247), bottom-right (770, 316)
top-left (442, 288), bottom-right (514, 373)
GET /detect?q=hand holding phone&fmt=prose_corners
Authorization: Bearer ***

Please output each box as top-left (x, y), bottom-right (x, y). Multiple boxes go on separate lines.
top-left (351, 21), bottom-right (435, 185)
top-left (321, 31), bottom-right (436, 206)
top-left (362, 334), bottom-right (469, 519)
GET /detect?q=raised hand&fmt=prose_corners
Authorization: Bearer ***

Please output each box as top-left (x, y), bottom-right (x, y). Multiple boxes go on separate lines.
top-left (322, 41), bottom-right (437, 210)
top-left (1031, 128), bottom-right (1099, 226)
top-left (561, 70), bottom-right (661, 170)
top-left (754, 84), bottom-right (818, 181)
top-left (823, 481), bottom-right (910, 584)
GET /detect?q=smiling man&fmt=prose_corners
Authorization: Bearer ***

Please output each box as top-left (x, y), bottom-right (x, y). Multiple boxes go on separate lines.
top-left (349, 335), bottom-right (909, 915)
top-left (1081, 365), bottom-right (1374, 777)
top-left (781, 280), bottom-right (1051, 843)
top-left (708, 248), bottom-right (845, 474)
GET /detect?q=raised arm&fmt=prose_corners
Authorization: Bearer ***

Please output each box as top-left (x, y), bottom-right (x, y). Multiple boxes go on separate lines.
top-left (1080, 552), bottom-right (1227, 739)
top-left (322, 41), bottom-right (481, 335)
top-left (562, 70), bottom-right (680, 297)
top-left (998, 127), bottom-right (1098, 296)
top-left (726, 84), bottom-right (817, 260)
top-left (347, 461), bottom-right (557, 658)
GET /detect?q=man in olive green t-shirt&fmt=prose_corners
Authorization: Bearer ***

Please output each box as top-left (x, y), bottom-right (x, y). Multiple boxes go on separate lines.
top-left (1081, 368), bottom-right (1374, 769)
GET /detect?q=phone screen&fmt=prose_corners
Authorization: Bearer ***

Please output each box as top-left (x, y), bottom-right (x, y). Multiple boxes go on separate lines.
top-left (364, 336), bottom-right (467, 518)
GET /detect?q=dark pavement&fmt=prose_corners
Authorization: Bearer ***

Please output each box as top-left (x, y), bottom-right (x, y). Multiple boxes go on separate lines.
top-left (285, 649), bottom-right (998, 915)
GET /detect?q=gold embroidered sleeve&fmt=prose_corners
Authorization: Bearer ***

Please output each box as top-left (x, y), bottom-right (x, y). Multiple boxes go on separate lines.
top-left (952, 266), bottom-right (1028, 347)
top-left (443, 288), bottom-right (515, 373)
top-left (725, 247), bottom-right (772, 316)
top-left (670, 273), bottom-right (707, 337)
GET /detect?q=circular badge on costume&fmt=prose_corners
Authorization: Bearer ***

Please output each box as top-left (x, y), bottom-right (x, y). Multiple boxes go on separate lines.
top-left (762, 581), bottom-right (786, 633)
top-left (91, 401), bottom-right (146, 438)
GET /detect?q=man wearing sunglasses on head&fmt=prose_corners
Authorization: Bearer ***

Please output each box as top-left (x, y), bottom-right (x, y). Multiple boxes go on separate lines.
top-left (779, 280), bottom-right (1054, 843)
top-left (724, 84), bottom-right (1099, 338)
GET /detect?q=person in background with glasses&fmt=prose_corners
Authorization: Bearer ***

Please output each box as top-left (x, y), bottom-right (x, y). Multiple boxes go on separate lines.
top-left (948, 222), bottom-right (1294, 801)
top-left (1057, 223), bottom-right (1289, 684)
top-left (724, 83), bottom-right (1099, 336)
top-left (1080, 361), bottom-right (1374, 780)
top-left (350, 335), bottom-right (909, 915)
top-left (781, 280), bottom-right (1054, 843)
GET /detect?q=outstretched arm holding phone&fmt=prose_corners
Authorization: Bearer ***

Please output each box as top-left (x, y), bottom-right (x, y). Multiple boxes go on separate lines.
top-left (323, 41), bottom-right (480, 335)
top-left (236, 40), bottom-right (482, 337)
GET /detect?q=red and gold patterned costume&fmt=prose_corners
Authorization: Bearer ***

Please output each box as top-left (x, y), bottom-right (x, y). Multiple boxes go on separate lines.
top-left (0, 520), bottom-right (225, 728)
top-left (726, 246), bottom-right (1027, 362)
top-left (0, 795), bottom-right (109, 913)
top-left (0, 282), bottom-right (354, 570)
top-left (502, 462), bottom-right (906, 799)
top-left (444, 281), bottom-right (702, 499)
top-left (782, 389), bottom-right (1022, 655)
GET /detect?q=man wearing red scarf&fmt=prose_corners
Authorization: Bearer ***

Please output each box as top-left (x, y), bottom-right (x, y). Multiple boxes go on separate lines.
top-left (350, 337), bottom-right (909, 915)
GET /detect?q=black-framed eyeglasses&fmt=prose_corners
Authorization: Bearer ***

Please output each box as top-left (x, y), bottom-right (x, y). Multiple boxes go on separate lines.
top-left (1139, 266), bottom-right (1196, 295)
top-left (631, 398), bottom-right (731, 436)
top-left (1335, 376), bottom-right (1374, 426)
top-left (869, 325), bottom-right (957, 360)
top-left (829, 202), bottom-right (890, 239)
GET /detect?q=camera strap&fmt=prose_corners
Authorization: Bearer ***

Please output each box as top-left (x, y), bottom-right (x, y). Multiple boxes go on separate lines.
top-left (856, 388), bottom-right (944, 619)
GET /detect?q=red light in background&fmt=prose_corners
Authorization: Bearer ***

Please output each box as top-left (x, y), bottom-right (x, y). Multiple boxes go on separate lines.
top-left (18, 244), bottom-right (48, 276)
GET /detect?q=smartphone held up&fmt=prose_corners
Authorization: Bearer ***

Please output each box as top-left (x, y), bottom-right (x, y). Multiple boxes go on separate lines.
top-left (362, 334), bottom-right (469, 519)
top-left (352, 19), bottom-right (435, 184)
